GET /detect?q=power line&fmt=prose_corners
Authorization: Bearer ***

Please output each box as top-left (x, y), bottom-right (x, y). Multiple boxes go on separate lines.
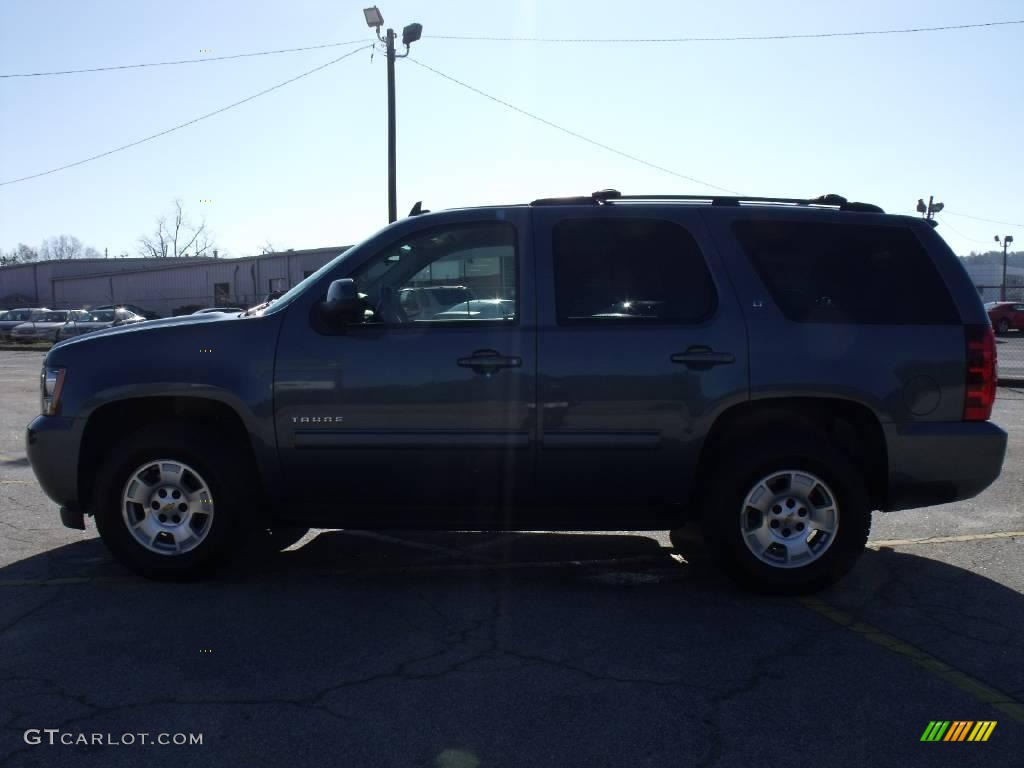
top-left (949, 212), bottom-right (1024, 229)
top-left (429, 18), bottom-right (1024, 42)
top-left (0, 39), bottom-right (369, 78)
top-left (937, 218), bottom-right (1001, 246)
top-left (0, 46), bottom-right (372, 187)
top-left (406, 57), bottom-right (739, 195)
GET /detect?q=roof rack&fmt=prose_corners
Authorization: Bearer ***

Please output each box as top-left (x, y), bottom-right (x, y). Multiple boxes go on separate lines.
top-left (530, 189), bottom-right (884, 214)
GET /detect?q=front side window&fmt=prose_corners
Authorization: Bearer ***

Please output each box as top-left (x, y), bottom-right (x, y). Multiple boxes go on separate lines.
top-left (552, 217), bottom-right (716, 324)
top-left (734, 220), bottom-right (959, 324)
top-left (352, 222), bottom-right (517, 325)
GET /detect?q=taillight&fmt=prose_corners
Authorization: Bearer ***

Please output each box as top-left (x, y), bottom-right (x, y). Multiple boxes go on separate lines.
top-left (964, 324), bottom-right (996, 421)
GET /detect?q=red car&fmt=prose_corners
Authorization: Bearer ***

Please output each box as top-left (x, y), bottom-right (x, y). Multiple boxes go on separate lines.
top-left (986, 301), bottom-right (1024, 334)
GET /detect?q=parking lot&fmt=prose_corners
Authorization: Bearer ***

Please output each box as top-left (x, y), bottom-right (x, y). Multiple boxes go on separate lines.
top-left (0, 348), bottom-right (1021, 767)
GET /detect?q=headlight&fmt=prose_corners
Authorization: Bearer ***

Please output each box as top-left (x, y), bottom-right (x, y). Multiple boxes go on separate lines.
top-left (40, 366), bottom-right (66, 415)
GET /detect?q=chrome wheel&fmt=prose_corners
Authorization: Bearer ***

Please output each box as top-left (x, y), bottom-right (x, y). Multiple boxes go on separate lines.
top-left (121, 460), bottom-right (215, 555)
top-left (739, 470), bottom-right (839, 569)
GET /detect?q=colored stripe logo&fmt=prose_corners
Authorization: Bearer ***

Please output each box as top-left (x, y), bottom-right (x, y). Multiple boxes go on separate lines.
top-left (920, 721), bottom-right (996, 742)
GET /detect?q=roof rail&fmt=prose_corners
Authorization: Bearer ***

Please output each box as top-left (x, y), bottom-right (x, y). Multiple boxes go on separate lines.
top-left (530, 189), bottom-right (884, 213)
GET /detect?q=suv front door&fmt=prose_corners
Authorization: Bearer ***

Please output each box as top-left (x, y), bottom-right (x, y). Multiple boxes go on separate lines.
top-left (274, 211), bottom-right (536, 525)
top-left (533, 207), bottom-right (749, 523)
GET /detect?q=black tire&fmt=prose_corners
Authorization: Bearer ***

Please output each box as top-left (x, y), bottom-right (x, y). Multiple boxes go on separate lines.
top-left (92, 422), bottom-right (255, 580)
top-left (700, 433), bottom-right (871, 594)
top-left (995, 318), bottom-right (1010, 335)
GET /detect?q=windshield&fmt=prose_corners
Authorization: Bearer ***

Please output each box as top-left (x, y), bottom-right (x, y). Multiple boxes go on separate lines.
top-left (257, 247), bottom-right (353, 315)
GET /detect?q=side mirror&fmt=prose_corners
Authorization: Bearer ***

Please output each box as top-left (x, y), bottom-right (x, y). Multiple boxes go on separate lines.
top-left (112, 319), bottom-right (123, 326)
top-left (318, 278), bottom-right (363, 326)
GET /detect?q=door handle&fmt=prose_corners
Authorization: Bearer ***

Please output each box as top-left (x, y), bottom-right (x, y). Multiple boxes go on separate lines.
top-left (671, 346), bottom-right (735, 368)
top-left (457, 349), bottom-right (522, 374)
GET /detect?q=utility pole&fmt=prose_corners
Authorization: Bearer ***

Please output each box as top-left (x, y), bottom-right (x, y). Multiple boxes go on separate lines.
top-left (916, 196), bottom-right (945, 220)
top-left (995, 235), bottom-right (1015, 301)
top-left (386, 26), bottom-right (397, 224)
top-left (363, 7), bottom-right (423, 223)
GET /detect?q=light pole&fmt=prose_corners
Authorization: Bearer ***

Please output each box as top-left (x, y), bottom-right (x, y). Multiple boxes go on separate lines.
top-left (363, 7), bottom-right (423, 224)
top-left (916, 196), bottom-right (945, 220)
top-left (995, 235), bottom-right (1015, 301)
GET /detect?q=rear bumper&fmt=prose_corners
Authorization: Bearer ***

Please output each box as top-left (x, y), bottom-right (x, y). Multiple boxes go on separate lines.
top-left (26, 415), bottom-right (82, 519)
top-left (884, 420), bottom-right (1007, 511)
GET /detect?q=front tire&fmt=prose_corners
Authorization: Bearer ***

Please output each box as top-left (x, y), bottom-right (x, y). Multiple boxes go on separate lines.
top-left (700, 434), bottom-right (872, 594)
top-left (93, 423), bottom-right (254, 580)
top-left (995, 318), bottom-right (1010, 335)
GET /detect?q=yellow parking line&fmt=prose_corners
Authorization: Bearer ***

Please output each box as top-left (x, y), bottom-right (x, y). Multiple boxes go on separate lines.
top-left (801, 597), bottom-right (1024, 723)
top-left (868, 530), bottom-right (1024, 548)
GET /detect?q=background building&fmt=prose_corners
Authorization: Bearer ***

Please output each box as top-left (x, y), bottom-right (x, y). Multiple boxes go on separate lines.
top-left (0, 247), bottom-right (347, 316)
top-left (962, 263), bottom-right (1024, 303)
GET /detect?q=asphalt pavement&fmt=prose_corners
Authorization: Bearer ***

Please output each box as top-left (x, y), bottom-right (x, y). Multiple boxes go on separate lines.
top-left (0, 349), bottom-right (1021, 768)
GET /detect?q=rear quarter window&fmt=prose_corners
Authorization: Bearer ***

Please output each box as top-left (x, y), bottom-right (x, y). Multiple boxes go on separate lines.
top-left (733, 220), bottom-right (959, 324)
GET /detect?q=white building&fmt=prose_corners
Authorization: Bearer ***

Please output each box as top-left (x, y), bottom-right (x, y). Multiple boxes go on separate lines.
top-left (962, 263), bottom-right (1024, 302)
top-left (0, 247), bottom-right (348, 316)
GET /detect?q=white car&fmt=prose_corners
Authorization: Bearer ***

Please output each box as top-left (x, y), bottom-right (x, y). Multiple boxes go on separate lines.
top-left (433, 299), bottom-right (516, 320)
top-left (399, 286), bottom-right (475, 320)
top-left (9, 310), bottom-right (89, 342)
top-left (0, 308), bottom-right (49, 340)
top-left (57, 308), bottom-right (145, 340)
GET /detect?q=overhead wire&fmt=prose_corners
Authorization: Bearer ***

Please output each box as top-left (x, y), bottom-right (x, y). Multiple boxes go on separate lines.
top-left (0, 39), bottom-right (370, 78)
top-left (428, 19), bottom-right (1024, 42)
top-left (0, 45), bottom-right (373, 187)
top-left (406, 56), bottom-right (739, 195)
top-left (948, 212), bottom-right (1024, 229)
top-left (7, 18), bottom-right (1020, 78)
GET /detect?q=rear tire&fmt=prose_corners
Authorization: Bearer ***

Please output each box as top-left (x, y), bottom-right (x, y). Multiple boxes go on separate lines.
top-left (93, 423), bottom-right (255, 580)
top-left (995, 318), bottom-right (1010, 335)
top-left (700, 433), bottom-right (871, 594)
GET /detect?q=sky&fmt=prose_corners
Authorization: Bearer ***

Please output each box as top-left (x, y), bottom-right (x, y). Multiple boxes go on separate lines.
top-left (1, 0), bottom-right (1022, 259)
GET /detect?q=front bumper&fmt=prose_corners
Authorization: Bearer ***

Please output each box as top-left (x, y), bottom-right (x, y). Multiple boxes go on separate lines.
top-left (884, 420), bottom-right (1008, 511)
top-left (26, 415), bottom-right (82, 518)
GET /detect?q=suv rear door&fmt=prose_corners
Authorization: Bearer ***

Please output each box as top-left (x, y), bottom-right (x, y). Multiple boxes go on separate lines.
top-left (532, 206), bottom-right (749, 519)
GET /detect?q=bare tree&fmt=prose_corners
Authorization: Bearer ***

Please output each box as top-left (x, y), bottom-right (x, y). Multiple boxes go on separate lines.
top-left (259, 241), bottom-right (278, 255)
top-left (138, 199), bottom-right (215, 258)
top-left (40, 235), bottom-right (89, 260)
top-left (0, 243), bottom-right (40, 266)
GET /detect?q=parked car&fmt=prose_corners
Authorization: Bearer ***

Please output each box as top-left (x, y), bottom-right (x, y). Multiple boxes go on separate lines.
top-left (433, 298), bottom-right (515, 320)
top-left (56, 308), bottom-right (145, 341)
top-left (592, 299), bottom-right (667, 319)
top-left (985, 301), bottom-right (1024, 334)
top-left (92, 303), bottom-right (160, 320)
top-left (26, 190), bottom-right (1006, 592)
top-left (10, 310), bottom-right (90, 343)
top-left (398, 285), bottom-right (474, 320)
top-left (192, 307), bottom-right (247, 315)
top-left (0, 308), bottom-right (49, 340)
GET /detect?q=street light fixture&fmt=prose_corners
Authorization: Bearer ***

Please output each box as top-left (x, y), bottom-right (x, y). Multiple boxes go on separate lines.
top-left (362, 7), bottom-right (422, 223)
top-left (916, 196), bottom-right (944, 220)
top-left (363, 6), bottom-right (383, 29)
top-left (402, 23), bottom-right (423, 46)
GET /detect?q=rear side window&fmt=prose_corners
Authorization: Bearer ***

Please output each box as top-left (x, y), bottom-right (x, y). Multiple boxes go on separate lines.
top-left (553, 218), bottom-right (716, 324)
top-left (734, 220), bottom-right (958, 324)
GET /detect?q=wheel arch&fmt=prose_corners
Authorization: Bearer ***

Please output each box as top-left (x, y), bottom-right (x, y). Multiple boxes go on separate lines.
top-left (79, 395), bottom-right (267, 518)
top-left (692, 396), bottom-right (888, 512)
